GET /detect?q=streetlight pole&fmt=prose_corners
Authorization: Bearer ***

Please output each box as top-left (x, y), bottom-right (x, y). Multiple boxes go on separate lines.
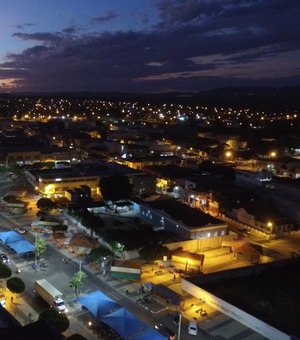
top-left (35, 232), bottom-right (37, 267)
top-left (178, 312), bottom-right (182, 340)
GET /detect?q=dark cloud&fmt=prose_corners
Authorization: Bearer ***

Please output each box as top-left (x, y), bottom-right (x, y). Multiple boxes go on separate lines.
top-left (12, 32), bottom-right (63, 43)
top-left (91, 10), bottom-right (118, 24)
top-left (62, 26), bottom-right (79, 35)
top-left (2, 0), bottom-right (300, 92)
top-left (16, 23), bottom-right (35, 29)
top-left (141, 14), bottom-right (149, 25)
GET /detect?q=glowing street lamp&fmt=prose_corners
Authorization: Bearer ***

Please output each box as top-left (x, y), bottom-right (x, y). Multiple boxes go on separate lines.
top-left (225, 151), bottom-right (233, 162)
top-left (269, 151), bottom-right (276, 158)
top-left (267, 221), bottom-right (274, 233)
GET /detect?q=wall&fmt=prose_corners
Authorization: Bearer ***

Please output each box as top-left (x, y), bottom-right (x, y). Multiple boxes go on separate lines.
top-left (164, 233), bottom-right (236, 253)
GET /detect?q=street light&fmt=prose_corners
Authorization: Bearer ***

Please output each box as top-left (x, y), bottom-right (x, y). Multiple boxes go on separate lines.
top-left (178, 312), bottom-right (182, 340)
top-left (267, 221), bottom-right (274, 234)
top-left (35, 232), bottom-right (38, 268)
top-left (225, 151), bottom-right (232, 162)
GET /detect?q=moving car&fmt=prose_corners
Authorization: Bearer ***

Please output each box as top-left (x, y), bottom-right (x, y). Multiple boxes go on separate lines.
top-left (155, 323), bottom-right (176, 340)
top-left (0, 253), bottom-right (9, 263)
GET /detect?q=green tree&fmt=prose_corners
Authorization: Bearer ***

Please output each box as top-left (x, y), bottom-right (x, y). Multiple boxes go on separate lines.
top-left (0, 262), bottom-right (12, 279)
top-left (52, 224), bottom-right (68, 233)
top-left (99, 173), bottom-right (133, 202)
top-left (70, 271), bottom-right (87, 297)
top-left (2, 195), bottom-right (17, 203)
top-left (79, 210), bottom-right (105, 237)
top-left (90, 247), bottom-right (113, 263)
top-left (67, 334), bottom-right (88, 340)
top-left (39, 308), bottom-right (69, 333)
top-left (6, 277), bottom-right (25, 294)
top-left (139, 245), bottom-right (170, 261)
top-left (37, 197), bottom-right (55, 211)
top-left (35, 237), bottom-right (47, 261)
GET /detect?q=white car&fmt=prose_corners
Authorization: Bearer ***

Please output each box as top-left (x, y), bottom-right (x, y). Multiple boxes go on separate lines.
top-left (0, 253), bottom-right (9, 263)
top-left (188, 320), bottom-right (198, 336)
top-left (15, 227), bottom-right (27, 234)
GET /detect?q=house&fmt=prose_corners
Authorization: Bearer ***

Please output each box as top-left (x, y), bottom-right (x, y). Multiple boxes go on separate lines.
top-left (139, 199), bottom-right (228, 241)
top-left (228, 199), bottom-right (296, 237)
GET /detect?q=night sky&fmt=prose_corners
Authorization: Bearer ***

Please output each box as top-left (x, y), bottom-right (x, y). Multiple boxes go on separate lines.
top-left (1, 0), bottom-right (300, 93)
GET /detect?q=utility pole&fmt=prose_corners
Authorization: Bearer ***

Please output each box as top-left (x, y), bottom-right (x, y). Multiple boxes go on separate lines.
top-left (178, 312), bottom-right (182, 340)
top-left (35, 233), bottom-right (37, 268)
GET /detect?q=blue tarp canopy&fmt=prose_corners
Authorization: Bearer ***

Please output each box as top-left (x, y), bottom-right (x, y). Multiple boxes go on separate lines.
top-left (7, 240), bottom-right (35, 255)
top-left (76, 290), bottom-right (120, 320)
top-left (133, 328), bottom-right (166, 340)
top-left (0, 231), bottom-right (35, 255)
top-left (101, 307), bottom-right (147, 339)
top-left (0, 231), bottom-right (23, 245)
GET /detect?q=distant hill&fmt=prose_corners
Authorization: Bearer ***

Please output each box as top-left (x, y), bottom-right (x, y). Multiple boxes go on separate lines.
top-left (196, 86), bottom-right (300, 111)
top-left (1, 86), bottom-right (300, 111)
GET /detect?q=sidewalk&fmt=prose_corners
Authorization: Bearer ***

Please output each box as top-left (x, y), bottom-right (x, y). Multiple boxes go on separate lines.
top-left (4, 293), bottom-right (38, 326)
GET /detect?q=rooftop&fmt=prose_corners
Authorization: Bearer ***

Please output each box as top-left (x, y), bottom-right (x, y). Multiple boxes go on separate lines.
top-left (144, 199), bottom-right (225, 228)
top-left (187, 258), bottom-right (300, 337)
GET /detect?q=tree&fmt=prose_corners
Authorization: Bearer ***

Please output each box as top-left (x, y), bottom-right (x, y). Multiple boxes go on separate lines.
top-left (39, 308), bottom-right (69, 333)
top-left (99, 173), bottom-right (133, 202)
top-left (52, 224), bottom-right (68, 233)
top-left (139, 245), bottom-right (170, 261)
top-left (6, 277), bottom-right (25, 294)
top-left (0, 262), bottom-right (12, 279)
top-left (35, 237), bottom-right (47, 260)
top-left (67, 334), bottom-right (88, 340)
top-left (37, 197), bottom-right (55, 211)
top-left (90, 247), bottom-right (113, 263)
top-left (2, 195), bottom-right (17, 203)
top-left (80, 211), bottom-right (105, 237)
top-left (70, 271), bottom-right (87, 297)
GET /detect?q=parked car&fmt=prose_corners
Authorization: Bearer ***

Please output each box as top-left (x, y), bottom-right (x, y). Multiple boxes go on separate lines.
top-left (15, 227), bottom-right (27, 234)
top-left (154, 270), bottom-right (164, 276)
top-left (0, 253), bottom-right (9, 263)
top-left (188, 320), bottom-right (198, 335)
top-left (0, 294), bottom-right (6, 307)
top-left (200, 310), bottom-right (208, 316)
top-left (172, 312), bottom-right (180, 326)
top-left (155, 324), bottom-right (176, 340)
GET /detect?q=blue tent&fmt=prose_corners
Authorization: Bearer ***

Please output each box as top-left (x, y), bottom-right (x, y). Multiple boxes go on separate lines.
top-left (7, 240), bottom-right (35, 255)
top-left (101, 307), bottom-right (147, 339)
top-left (0, 231), bottom-right (23, 245)
top-left (76, 290), bottom-right (120, 320)
top-left (132, 328), bottom-right (166, 340)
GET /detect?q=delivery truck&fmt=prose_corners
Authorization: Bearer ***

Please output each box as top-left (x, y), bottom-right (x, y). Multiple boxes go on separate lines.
top-left (35, 279), bottom-right (67, 313)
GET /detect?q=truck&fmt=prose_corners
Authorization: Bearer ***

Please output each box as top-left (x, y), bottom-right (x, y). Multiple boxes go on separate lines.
top-left (34, 279), bottom-right (67, 313)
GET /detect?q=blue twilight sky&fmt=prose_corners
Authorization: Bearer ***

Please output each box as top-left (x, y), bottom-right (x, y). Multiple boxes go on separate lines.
top-left (0, 0), bottom-right (300, 93)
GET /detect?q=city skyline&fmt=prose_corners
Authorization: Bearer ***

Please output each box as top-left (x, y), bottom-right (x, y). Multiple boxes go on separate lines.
top-left (1, 0), bottom-right (300, 93)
